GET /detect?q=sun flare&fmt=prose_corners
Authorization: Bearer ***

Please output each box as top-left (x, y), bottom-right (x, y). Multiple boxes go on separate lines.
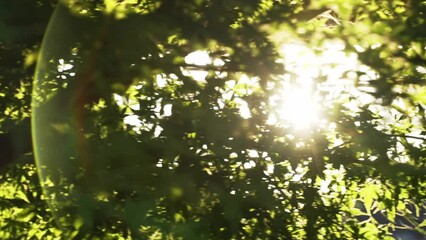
top-left (278, 85), bottom-right (320, 130)
top-left (273, 40), bottom-right (361, 131)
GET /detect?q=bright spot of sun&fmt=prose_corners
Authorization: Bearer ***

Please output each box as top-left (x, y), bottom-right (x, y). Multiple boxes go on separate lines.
top-left (273, 40), bottom-right (361, 131)
top-left (279, 85), bottom-right (319, 129)
top-left (183, 50), bottom-right (211, 82)
top-left (185, 50), bottom-right (211, 65)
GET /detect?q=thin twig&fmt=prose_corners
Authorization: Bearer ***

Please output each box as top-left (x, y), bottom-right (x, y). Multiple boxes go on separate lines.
top-left (388, 134), bottom-right (426, 141)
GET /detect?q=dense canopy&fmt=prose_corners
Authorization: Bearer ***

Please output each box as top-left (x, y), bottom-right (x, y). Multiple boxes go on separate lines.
top-left (1, 0), bottom-right (426, 239)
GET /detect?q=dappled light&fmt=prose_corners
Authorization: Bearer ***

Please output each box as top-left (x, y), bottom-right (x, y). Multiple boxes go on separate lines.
top-left (1, 0), bottom-right (425, 239)
top-left (31, 1), bottom-right (426, 238)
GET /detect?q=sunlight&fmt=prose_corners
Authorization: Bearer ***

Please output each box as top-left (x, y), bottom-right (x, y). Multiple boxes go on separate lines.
top-left (183, 50), bottom-right (211, 82)
top-left (278, 85), bottom-right (319, 129)
top-left (274, 40), bottom-right (361, 131)
top-left (118, 43), bottom-right (364, 133)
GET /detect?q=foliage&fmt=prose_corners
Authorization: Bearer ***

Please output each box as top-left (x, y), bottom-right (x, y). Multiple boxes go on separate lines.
top-left (1, 0), bottom-right (426, 239)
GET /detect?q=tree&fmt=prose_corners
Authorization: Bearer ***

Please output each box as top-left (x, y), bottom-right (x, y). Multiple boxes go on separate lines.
top-left (1, 0), bottom-right (426, 239)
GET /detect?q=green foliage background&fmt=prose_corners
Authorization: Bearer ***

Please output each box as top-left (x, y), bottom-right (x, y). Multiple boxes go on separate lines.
top-left (1, 0), bottom-right (426, 239)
